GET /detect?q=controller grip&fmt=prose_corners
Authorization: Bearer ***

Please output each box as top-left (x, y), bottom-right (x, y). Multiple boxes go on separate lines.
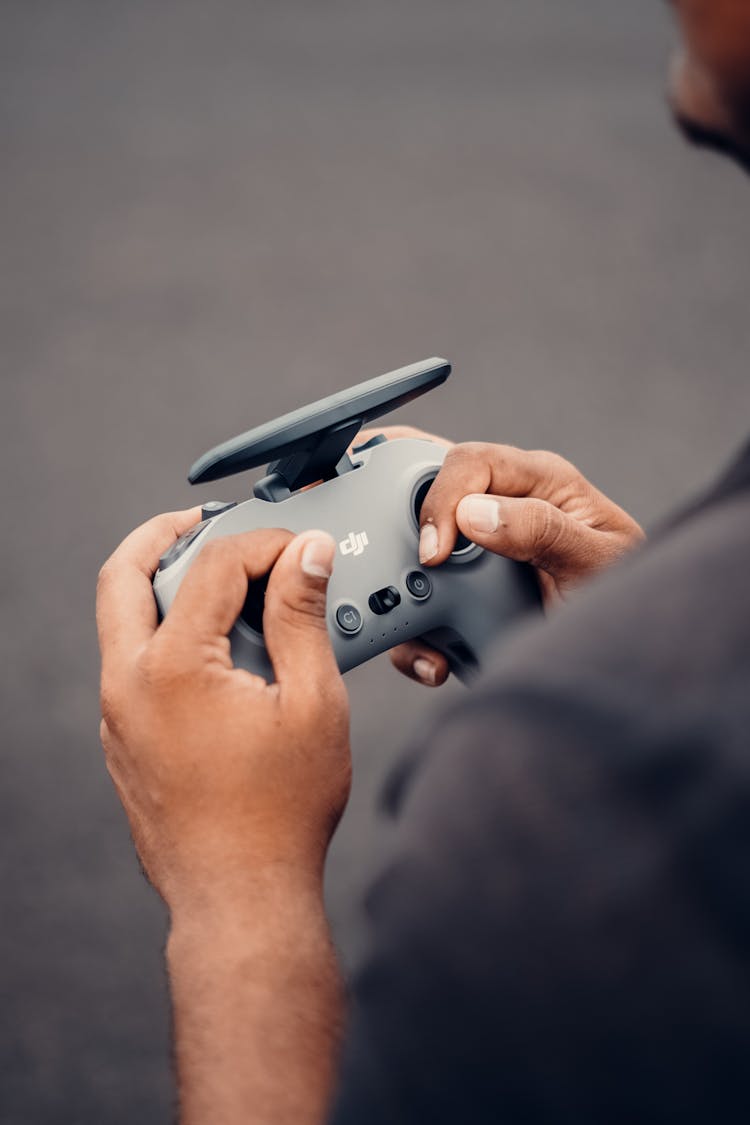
top-left (423, 560), bottom-right (542, 683)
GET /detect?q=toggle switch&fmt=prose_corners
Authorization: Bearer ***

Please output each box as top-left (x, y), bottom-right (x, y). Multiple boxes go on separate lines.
top-left (368, 586), bottom-right (401, 615)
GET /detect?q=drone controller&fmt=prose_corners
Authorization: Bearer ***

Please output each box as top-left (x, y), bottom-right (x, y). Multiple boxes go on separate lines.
top-left (153, 358), bottom-right (542, 683)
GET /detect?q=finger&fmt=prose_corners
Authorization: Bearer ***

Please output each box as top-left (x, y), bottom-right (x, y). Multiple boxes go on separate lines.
top-left (262, 529), bottom-right (341, 695)
top-left (97, 507), bottom-right (203, 673)
top-left (162, 528), bottom-right (294, 644)
top-left (455, 493), bottom-right (624, 578)
top-left (389, 641), bottom-right (451, 687)
top-left (417, 443), bottom-right (578, 565)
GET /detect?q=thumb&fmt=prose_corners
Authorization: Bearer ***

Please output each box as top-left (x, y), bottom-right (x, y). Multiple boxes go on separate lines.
top-left (263, 529), bottom-right (341, 692)
top-left (160, 528), bottom-right (293, 645)
top-left (456, 493), bottom-right (620, 578)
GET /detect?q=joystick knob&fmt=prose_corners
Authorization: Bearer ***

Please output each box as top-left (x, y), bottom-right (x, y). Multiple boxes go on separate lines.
top-left (413, 477), bottom-right (473, 554)
top-left (239, 573), bottom-right (270, 635)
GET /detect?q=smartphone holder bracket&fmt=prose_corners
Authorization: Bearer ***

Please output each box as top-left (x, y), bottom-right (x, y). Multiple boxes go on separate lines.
top-left (253, 418), bottom-right (363, 502)
top-left (186, 357), bottom-right (452, 505)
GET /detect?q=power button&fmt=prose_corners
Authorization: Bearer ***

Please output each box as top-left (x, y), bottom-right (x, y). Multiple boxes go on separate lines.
top-left (335, 603), bottom-right (363, 635)
top-left (405, 570), bottom-right (432, 600)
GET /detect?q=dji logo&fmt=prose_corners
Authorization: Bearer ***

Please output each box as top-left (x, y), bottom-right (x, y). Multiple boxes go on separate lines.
top-left (339, 530), bottom-right (369, 558)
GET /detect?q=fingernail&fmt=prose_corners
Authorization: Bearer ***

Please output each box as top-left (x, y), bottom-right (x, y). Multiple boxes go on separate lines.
top-left (300, 533), bottom-right (335, 579)
top-left (413, 657), bottom-right (437, 685)
top-left (465, 496), bottom-right (500, 534)
top-left (419, 523), bottom-right (439, 563)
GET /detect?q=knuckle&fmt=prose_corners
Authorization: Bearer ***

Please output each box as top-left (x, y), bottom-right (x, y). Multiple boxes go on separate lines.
top-left (134, 639), bottom-right (182, 691)
top-left (197, 537), bottom-right (235, 569)
top-left (444, 441), bottom-right (481, 469)
top-left (442, 444), bottom-right (464, 467)
top-left (99, 677), bottom-right (125, 732)
top-left (543, 449), bottom-right (571, 472)
top-left (133, 643), bottom-right (160, 686)
top-left (437, 447), bottom-right (462, 481)
top-left (525, 501), bottom-right (565, 560)
top-left (151, 511), bottom-right (189, 541)
top-left (273, 584), bottom-right (328, 629)
top-left (535, 449), bottom-right (580, 486)
top-left (149, 514), bottom-right (174, 540)
top-left (436, 442), bottom-right (491, 490)
top-left (424, 445), bottom-right (481, 512)
top-left (457, 440), bottom-right (489, 459)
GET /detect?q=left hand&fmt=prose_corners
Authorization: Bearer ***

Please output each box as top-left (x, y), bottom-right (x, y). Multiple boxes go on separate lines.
top-left (96, 510), bottom-right (351, 914)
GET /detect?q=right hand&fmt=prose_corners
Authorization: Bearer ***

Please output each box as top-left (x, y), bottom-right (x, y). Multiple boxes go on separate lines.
top-left (356, 426), bottom-right (645, 688)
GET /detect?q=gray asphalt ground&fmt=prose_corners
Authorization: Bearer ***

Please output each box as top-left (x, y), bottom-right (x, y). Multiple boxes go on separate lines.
top-left (2, 1), bottom-right (749, 1121)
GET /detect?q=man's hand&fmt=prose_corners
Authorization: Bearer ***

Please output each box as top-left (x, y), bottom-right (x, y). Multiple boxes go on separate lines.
top-left (96, 511), bottom-right (351, 905)
top-left (356, 426), bottom-right (645, 687)
top-left (96, 511), bottom-right (350, 1124)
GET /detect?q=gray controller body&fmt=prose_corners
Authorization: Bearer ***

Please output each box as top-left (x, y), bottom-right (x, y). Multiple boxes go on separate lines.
top-left (153, 437), bottom-right (541, 683)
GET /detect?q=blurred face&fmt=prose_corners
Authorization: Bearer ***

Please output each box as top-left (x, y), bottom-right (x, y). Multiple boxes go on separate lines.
top-left (668, 0), bottom-right (750, 170)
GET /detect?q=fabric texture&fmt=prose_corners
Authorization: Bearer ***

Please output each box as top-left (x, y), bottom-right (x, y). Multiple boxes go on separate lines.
top-left (330, 440), bottom-right (750, 1124)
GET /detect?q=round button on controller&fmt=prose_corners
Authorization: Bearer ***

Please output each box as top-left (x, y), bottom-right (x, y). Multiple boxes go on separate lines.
top-left (335, 603), bottom-right (363, 635)
top-left (405, 570), bottom-right (432, 600)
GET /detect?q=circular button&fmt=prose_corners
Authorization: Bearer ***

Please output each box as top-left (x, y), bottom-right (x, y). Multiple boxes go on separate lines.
top-left (405, 570), bottom-right (432, 600)
top-left (335, 603), bottom-right (363, 634)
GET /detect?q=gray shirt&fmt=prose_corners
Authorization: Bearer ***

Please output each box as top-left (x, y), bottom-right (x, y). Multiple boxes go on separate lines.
top-left (330, 441), bottom-right (750, 1124)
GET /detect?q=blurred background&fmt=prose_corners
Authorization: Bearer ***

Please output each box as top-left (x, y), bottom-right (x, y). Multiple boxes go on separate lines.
top-left (2, 0), bottom-right (749, 1120)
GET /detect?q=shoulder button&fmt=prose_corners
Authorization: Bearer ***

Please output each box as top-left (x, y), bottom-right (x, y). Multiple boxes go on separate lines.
top-left (158, 521), bottom-right (209, 572)
top-left (201, 500), bottom-right (238, 520)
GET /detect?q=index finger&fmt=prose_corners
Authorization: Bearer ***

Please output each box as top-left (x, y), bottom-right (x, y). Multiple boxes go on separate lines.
top-left (96, 507), bottom-right (202, 674)
top-left (161, 528), bottom-right (294, 645)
